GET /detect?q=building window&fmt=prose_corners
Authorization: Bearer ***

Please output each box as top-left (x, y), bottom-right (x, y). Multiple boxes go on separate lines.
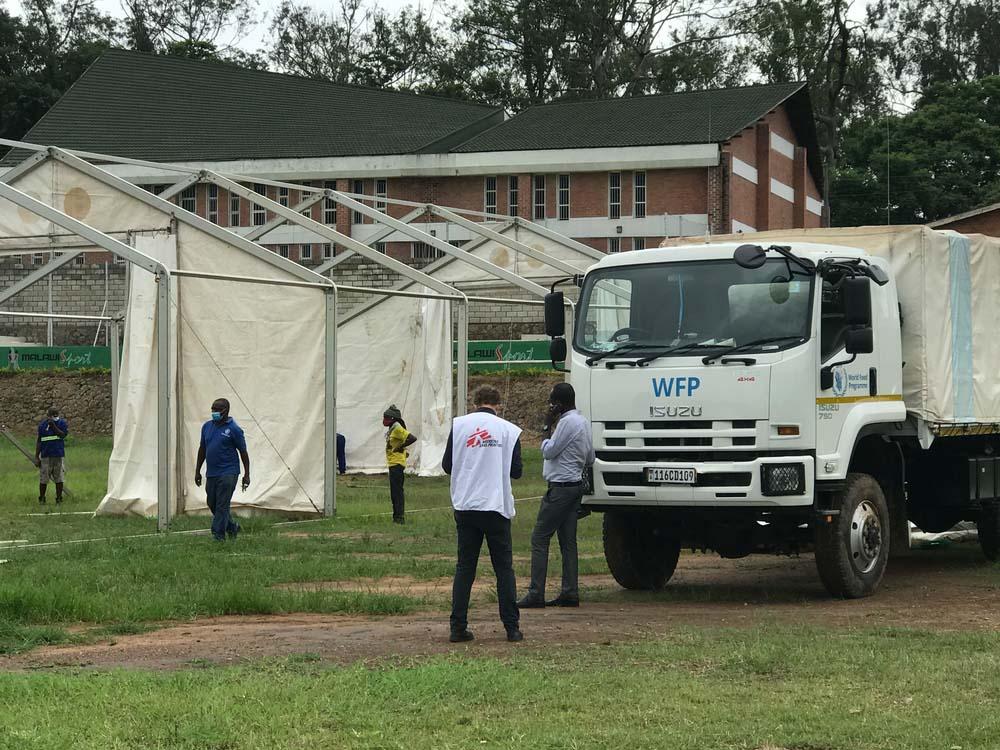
top-left (376, 179), bottom-right (387, 213)
top-left (352, 179), bottom-right (364, 224)
top-left (300, 181), bottom-right (313, 216)
top-left (323, 181), bottom-right (336, 224)
top-left (151, 184), bottom-right (166, 196)
top-left (33, 253), bottom-right (44, 265)
top-left (207, 183), bottom-right (219, 223)
top-left (74, 252), bottom-right (85, 265)
top-left (608, 172), bottom-right (621, 220)
top-left (230, 192), bottom-right (241, 226)
top-left (412, 242), bottom-right (442, 261)
top-left (323, 243), bottom-right (333, 259)
top-left (278, 186), bottom-right (289, 208)
top-left (484, 176), bottom-right (498, 214)
top-left (557, 174), bottom-right (570, 220)
top-left (278, 244), bottom-right (289, 258)
top-left (608, 237), bottom-right (620, 253)
top-left (375, 242), bottom-right (386, 254)
top-left (252, 183), bottom-right (267, 226)
top-left (301, 243), bottom-right (312, 260)
top-left (180, 185), bottom-right (196, 213)
top-left (632, 237), bottom-right (645, 251)
top-left (114, 253), bottom-right (125, 265)
top-left (533, 175), bottom-right (546, 220)
top-left (634, 171), bottom-right (647, 218)
top-left (508, 176), bottom-right (519, 216)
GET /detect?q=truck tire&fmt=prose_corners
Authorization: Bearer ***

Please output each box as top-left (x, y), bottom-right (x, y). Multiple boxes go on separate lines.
top-left (603, 511), bottom-right (681, 590)
top-left (814, 473), bottom-right (890, 598)
top-left (979, 503), bottom-right (1000, 561)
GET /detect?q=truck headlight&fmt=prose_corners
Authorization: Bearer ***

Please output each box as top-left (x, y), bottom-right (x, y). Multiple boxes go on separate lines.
top-left (761, 463), bottom-right (806, 496)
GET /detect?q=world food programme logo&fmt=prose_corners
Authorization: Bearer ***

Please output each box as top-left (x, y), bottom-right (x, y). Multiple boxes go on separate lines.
top-left (831, 366), bottom-right (848, 397)
top-left (466, 427), bottom-right (500, 448)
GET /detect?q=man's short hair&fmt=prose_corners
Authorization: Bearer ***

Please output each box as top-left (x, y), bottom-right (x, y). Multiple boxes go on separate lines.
top-left (47, 406), bottom-right (59, 417)
top-left (550, 382), bottom-right (576, 409)
top-left (473, 385), bottom-right (502, 406)
top-left (213, 398), bottom-right (230, 411)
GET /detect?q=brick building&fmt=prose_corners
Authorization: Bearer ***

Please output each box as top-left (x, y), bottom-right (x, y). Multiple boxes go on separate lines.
top-left (929, 203), bottom-right (1000, 236)
top-left (1, 50), bottom-right (826, 341)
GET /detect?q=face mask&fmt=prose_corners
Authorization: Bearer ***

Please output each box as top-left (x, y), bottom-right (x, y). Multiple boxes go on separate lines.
top-left (211, 411), bottom-right (223, 422)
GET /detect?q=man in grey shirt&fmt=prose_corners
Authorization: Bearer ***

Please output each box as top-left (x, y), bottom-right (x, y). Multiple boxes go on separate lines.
top-left (518, 382), bottom-right (595, 608)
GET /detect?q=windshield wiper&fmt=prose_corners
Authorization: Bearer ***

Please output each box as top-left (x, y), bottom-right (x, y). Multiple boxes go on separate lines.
top-left (585, 342), bottom-right (659, 366)
top-left (701, 336), bottom-right (806, 365)
top-left (632, 341), bottom-right (719, 367)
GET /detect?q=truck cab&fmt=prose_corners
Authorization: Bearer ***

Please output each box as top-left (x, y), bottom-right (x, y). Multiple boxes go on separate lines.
top-left (546, 241), bottom-right (912, 597)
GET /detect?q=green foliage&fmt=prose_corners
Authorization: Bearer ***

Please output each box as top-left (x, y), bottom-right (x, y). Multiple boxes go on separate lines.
top-left (832, 76), bottom-right (1000, 224)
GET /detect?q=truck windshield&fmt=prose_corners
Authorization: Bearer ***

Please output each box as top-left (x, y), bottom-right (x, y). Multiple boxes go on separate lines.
top-left (575, 259), bottom-right (813, 356)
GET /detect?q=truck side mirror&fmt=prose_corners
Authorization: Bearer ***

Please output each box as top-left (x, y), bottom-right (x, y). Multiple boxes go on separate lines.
top-left (549, 337), bottom-right (567, 368)
top-left (544, 291), bottom-right (565, 337)
top-left (845, 326), bottom-right (874, 355)
top-left (843, 276), bottom-right (872, 326)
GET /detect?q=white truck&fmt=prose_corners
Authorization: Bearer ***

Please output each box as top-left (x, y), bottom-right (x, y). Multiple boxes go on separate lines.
top-left (543, 226), bottom-right (1000, 598)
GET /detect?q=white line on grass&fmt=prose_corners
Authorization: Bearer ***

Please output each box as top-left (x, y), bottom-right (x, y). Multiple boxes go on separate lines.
top-left (24, 511), bottom-right (94, 517)
top-left (2, 496), bottom-right (547, 550)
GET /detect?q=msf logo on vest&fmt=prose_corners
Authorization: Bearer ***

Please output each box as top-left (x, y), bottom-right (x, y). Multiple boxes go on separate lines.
top-left (466, 427), bottom-right (501, 448)
top-left (649, 376), bottom-right (703, 418)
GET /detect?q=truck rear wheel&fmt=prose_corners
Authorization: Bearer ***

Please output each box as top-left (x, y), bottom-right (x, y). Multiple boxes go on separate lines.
top-left (603, 511), bottom-right (680, 590)
top-left (978, 503), bottom-right (1000, 561)
top-left (814, 473), bottom-right (890, 598)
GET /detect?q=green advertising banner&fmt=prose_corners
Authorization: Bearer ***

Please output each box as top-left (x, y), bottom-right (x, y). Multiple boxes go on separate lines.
top-left (2, 346), bottom-right (111, 371)
top-left (453, 340), bottom-right (553, 372)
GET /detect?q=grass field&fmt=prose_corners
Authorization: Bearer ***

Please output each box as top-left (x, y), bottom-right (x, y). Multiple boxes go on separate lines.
top-left (2, 436), bottom-right (1000, 749)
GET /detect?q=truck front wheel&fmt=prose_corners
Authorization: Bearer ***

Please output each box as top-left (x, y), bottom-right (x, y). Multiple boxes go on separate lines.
top-left (814, 473), bottom-right (890, 598)
top-left (978, 503), bottom-right (1000, 561)
top-left (603, 511), bottom-right (681, 590)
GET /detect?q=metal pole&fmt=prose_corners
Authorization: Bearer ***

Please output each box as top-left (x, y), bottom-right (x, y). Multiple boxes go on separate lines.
top-left (456, 298), bottom-right (469, 417)
top-left (109, 317), bottom-right (121, 437)
top-left (47, 249), bottom-right (53, 345)
top-left (156, 271), bottom-right (171, 532)
top-left (324, 286), bottom-right (337, 516)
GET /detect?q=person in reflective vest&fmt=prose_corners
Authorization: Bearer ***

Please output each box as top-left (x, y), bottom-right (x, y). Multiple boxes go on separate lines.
top-left (383, 405), bottom-right (416, 524)
top-left (442, 385), bottom-right (524, 643)
top-left (35, 406), bottom-right (68, 505)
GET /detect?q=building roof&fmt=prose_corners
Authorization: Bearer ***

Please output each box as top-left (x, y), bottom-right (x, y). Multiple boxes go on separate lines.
top-left (9, 49), bottom-right (503, 163)
top-left (928, 201), bottom-right (1000, 228)
top-left (452, 81), bottom-right (823, 188)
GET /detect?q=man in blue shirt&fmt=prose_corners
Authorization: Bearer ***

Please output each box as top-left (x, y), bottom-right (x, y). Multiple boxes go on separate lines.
top-left (518, 383), bottom-right (595, 609)
top-left (35, 406), bottom-right (68, 505)
top-left (195, 398), bottom-right (251, 541)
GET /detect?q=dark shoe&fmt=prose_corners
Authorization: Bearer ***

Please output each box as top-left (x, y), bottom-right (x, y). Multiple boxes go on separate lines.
top-left (449, 629), bottom-right (474, 643)
top-left (38, 497), bottom-right (45, 505)
top-left (546, 596), bottom-right (580, 608)
top-left (393, 517), bottom-right (405, 525)
top-left (516, 596), bottom-right (545, 609)
top-left (227, 523), bottom-right (241, 539)
top-left (55, 497), bottom-right (63, 505)
top-left (577, 506), bottom-right (591, 519)
top-left (506, 628), bottom-right (524, 642)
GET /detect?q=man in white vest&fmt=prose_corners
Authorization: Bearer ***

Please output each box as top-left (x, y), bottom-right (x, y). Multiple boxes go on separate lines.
top-left (442, 384), bottom-right (524, 643)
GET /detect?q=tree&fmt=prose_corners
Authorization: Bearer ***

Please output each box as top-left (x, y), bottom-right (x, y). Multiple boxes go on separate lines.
top-left (741, 0), bottom-right (887, 222)
top-left (119, 0), bottom-right (259, 57)
top-left (831, 76), bottom-right (1000, 225)
top-left (872, 0), bottom-right (1000, 96)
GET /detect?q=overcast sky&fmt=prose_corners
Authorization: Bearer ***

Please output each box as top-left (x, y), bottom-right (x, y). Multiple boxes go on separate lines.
top-left (9, 0), bottom-right (449, 54)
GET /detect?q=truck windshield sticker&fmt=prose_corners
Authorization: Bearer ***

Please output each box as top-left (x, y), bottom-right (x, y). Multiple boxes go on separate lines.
top-left (652, 376), bottom-right (701, 398)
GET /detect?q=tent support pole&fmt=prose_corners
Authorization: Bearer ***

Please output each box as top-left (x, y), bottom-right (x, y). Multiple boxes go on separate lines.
top-left (456, 298), bottom-right (469, 417)
top-left (156, 271), bottom-right (171, 532)
top-left (110, 317), bottom-right (121, 437)
top-left (324, 286), bottom-right (337, 517)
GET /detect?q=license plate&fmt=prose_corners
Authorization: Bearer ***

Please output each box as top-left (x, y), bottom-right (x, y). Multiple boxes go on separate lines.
top-left (645, 467), bottom-right (697, 485)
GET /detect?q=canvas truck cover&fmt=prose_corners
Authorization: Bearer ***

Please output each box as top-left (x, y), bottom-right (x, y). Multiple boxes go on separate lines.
top-left (663, 225), bottom-right (1000, 426)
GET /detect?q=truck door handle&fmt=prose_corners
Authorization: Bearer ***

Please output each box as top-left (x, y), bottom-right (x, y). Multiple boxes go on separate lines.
top-left (869, 367), bottom-right (878, 396)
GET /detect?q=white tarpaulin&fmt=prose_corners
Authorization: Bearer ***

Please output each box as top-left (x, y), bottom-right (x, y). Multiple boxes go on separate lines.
top-left (0, 155), bottom-right (333, 517)
top-left (664, 226), bottom-right (1000, 424)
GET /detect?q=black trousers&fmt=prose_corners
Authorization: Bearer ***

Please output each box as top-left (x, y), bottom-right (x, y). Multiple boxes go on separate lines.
top-left (388, 465), bottom-right (405, 520)
top-left (451, 510), bottom-right (520, 633)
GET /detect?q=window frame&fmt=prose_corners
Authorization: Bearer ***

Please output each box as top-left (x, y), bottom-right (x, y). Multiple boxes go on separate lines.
top-left (608, 172), bottom-right (622, 220)
top-left (252, 183), bottom-right (267, 226)
top-left (207, 183), bottom-right (219, 224)
top-left (301, 243), bottom-right (312, 260)
top-left (375, 179), bottom-right (387, 213)
top-left (557, 174), bottom-right (570, 220)
top-left (352, 179), bottom-right (364, 224)
top-left (507, 175), bottom-right (519, 216)
top-left (634, 170), bottom-right (647, 219)
top-left (533, 175), bottom-right (546, 220)
top-left (484, 176), bottom-right (498, 214)
top-left (608, 237), bottom-right (621, 253)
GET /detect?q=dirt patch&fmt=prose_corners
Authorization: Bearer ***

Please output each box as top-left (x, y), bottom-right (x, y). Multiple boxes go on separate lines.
top-left (7, 547), bottom-right (1000, 671)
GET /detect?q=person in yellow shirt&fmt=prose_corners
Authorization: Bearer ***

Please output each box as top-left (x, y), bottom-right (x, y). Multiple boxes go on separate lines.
top-left (383, 405), bottom-right (417, 524)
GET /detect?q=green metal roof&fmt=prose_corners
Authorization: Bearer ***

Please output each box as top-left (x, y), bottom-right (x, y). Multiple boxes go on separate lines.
top-left (12, 49), bottom-right (503, 162)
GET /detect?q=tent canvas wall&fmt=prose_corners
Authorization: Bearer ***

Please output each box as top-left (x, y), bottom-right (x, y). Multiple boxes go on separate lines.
top-left (0, 153), bottom-right (334, 518)
top-left (664, 225), bottom-right (1000, 425)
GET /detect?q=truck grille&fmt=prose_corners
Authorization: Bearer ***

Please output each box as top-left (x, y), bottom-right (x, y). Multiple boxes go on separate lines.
top-left (599, 420), bottom-right (761, 451)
